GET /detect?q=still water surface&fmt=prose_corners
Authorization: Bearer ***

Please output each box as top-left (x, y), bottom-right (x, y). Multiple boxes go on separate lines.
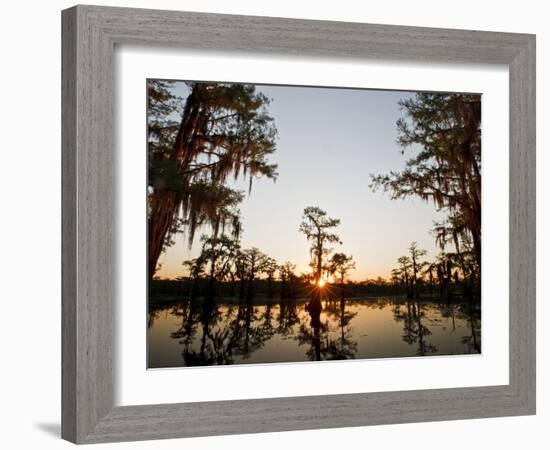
top-left (148, 297), bottom-right (480, 368)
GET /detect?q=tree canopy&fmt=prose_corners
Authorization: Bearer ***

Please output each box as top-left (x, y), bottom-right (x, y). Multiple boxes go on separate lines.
top-left (371, 93), bottom-right (481, 272)
top-left (299, 206), bottom-right (342, 282)
top-left (147, 81), bottom-right (279, 277)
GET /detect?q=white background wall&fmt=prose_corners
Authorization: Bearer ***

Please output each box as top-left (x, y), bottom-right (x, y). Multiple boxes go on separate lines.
top-left (0, 1), bottom-right (546, 449)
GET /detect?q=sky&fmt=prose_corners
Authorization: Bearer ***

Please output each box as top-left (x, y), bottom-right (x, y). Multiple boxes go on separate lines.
top-left (154, 82), bottom-right (446, 282)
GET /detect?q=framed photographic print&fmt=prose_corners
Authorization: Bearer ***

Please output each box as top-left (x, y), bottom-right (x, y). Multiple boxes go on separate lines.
top-left (62, 5), bottom-right (536, 444)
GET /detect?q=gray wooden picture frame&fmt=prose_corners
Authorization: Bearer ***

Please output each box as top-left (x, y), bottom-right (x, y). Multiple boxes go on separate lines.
top-left (61, 4), bottom-right (536, 444)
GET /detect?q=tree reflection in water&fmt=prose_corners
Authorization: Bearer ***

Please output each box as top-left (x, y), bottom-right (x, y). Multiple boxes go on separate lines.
top-left (147, 295), bottom-right (481, 367)
top-left (392, 297), bottom-right (481, 356)
top-left (294, 289), bottom-right (359, 361)
top-left (169, 298), bottom-right (276, 366)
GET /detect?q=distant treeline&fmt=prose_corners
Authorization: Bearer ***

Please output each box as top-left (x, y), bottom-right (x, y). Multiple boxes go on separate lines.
top-left (149, 276), bottom-right (478, 301)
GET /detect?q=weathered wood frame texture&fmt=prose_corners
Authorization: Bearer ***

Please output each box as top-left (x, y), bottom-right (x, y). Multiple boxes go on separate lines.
top-left (61, 5), bottom-right (536, 444)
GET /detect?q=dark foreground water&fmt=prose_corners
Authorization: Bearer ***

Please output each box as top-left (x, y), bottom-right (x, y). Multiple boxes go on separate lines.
top-left (147, 297), bottom-right (481, 368)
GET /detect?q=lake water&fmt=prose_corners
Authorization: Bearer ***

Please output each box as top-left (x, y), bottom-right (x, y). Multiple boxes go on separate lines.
top-left (148, 297), bottom-right (481, 368)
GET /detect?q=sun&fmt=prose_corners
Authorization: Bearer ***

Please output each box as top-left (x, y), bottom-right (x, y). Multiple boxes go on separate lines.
top-left (317, 278), bottom-right (326, 288)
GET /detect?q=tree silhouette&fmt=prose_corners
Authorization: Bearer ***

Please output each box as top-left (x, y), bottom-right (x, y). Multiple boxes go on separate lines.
top-left (434, 252), bottom-right (455, 299)
top-left (233, 250), bottom-right (248, 299)
top-left (147, 81), bottom-right (278, 278)
top-left (182, 257), bottom-right (206, 300)
top-left (193, 234), bottom-right (240, 299)
top-left (279, 261), bottom-right (297, 299)
top-left (241, 247), bottom-right (270, 299)
top-left (371, 93), bottom-right (481, 272)
top-left (393, 255), bottom-right (413, 298)
top-left (299, 206), bottom-right (341, 285)
top-left (328, 253), bottom-right (356, 300)
top-left (262, 257), bottom-right (279, 298)
top-left (432, 213), bottom-right (478, 292)
top-left (408, 242), bottom-right (427, 298)
top-left (423, 260), bottom-right (438, 294)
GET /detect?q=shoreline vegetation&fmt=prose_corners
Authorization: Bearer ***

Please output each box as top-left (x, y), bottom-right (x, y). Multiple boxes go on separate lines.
top-left (147, 80), bottom-right (481, 365)
top-left (149, 278), bottom-right (479, 307)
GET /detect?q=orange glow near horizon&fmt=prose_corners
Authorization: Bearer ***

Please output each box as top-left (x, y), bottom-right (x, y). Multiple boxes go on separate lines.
top-left (318, 278), bottom-right (326, 288)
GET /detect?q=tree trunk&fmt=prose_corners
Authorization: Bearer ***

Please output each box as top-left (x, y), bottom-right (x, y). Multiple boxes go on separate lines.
top-left (280, 275), bottom-right (287, 299)
top-left (316, 233), bottom-right (323, 282)
top-left (148, 89), bottom-right (204, 279)
top-left (471, 228), bottom-right (482, 275)
top-left (404, 272), bottom-right (412, 299)
top-left (148, 189), bottom-right (179, 278)
top-left (207, 253), bottom-right (217, 300)
top-left (412, 259), bottom-right (418, 298)
top-left (247, 262), bottom-right (256, 299)
top-left (239, 277), bottom-right (246, 299)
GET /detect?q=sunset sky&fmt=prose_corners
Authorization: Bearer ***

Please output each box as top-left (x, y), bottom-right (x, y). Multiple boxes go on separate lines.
top-left (154, 82), bottom-right (446, 282)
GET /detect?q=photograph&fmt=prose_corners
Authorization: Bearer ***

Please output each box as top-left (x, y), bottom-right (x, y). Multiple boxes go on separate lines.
top-left (146, 79), bottom-right (482, 368)
top-left (1, 1), bottom-right (542, 446)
